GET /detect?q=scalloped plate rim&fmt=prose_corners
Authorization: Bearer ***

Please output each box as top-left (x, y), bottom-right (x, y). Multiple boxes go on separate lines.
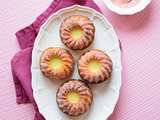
top-left (31, 5), bottom-right (122, 120)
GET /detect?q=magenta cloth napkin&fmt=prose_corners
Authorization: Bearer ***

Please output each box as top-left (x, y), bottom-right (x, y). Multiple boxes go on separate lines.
top-left (11, 0), bottom-right (101, 120)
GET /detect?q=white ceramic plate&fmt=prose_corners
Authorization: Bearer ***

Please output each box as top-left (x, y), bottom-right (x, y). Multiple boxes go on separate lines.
top-left (31, 5), bottom-right (122, 120)
top-left (102, 0), bottom-right (151, 15)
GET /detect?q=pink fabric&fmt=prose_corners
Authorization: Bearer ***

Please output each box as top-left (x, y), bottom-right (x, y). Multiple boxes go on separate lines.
top-left (98, 1), bottom-right (160, 120)
top-left (1, 0), bottom-right (160, 120)
top-left (11, 0), bottom-right (101, 120)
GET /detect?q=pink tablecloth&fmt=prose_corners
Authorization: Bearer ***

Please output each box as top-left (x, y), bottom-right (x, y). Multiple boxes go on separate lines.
top-left (0, 0), bottom-right (160, 120)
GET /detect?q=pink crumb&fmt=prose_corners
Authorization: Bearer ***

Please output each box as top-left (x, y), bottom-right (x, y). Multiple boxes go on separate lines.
top-left (112, 0), bottom-right (140, 7)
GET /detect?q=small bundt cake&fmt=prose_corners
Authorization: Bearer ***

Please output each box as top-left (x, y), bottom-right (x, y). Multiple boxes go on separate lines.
top-left (40, 47), bottom-right (74, 80)
top-left (56, 80), bottom-right (93, 116)
top-left (60, 15), bottom-right (95, 50)
top-left (78, 49), bottom-right (112, 84)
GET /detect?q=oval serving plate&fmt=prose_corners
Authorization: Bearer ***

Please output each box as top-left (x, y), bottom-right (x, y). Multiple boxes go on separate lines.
top-left (31, 5), bottom-right (122, 120)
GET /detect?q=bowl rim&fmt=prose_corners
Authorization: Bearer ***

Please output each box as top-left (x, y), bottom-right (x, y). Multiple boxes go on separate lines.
top-left (102, 0), bottom-right (151, 15)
